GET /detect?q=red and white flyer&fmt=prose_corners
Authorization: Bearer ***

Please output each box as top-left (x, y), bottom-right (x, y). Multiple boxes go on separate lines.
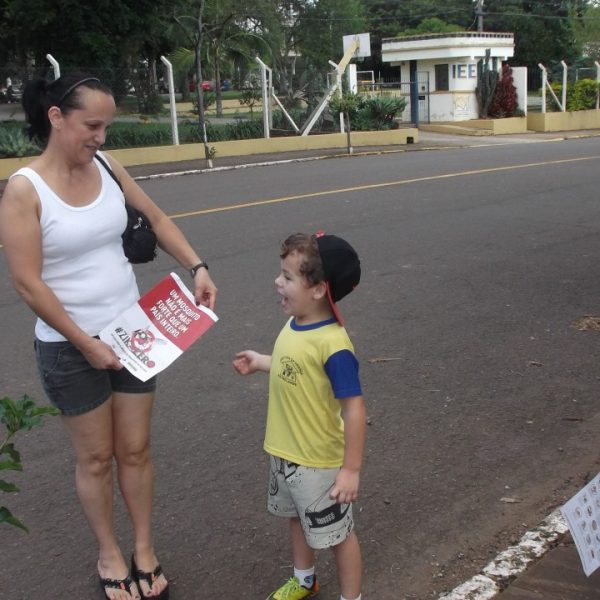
top-left (99, 272), bottom-right (218, 381)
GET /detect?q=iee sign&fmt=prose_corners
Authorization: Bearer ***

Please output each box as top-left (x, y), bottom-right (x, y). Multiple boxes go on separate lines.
top-left (452, 64), bottom-right (477, 79)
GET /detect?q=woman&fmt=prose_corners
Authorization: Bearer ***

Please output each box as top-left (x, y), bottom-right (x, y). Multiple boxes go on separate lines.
top-left (0, 73), bottom-right (217, 600)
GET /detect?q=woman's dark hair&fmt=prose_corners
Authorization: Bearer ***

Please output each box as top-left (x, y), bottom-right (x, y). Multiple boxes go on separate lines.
top-left (22, 72), bottom-right (113, 144)
top-left (280, 233), bottom-right (325, 286)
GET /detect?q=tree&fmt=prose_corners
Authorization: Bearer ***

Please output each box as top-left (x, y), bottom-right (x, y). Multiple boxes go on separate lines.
top-left (329, 91), bottom-right (363, 153)
top-left (173, 0), bottom-right (271, 116)
top-left (1, 0), bottom-right (174, 96)
top-left (254, 0), bottom-right (367, 105)
top-left (573, 1), bottom-right (600, 63)
top-left (295, 0), bottom-right (367, 70)
top-left (172, 0), bottom-right (213, 165)
top-left (482, 0), bottom-right (583, 70)
top-left (488, 63), bottom-right (520, 117)
top-left (360, 0), bottom-right (474, 75)
top-left (399, 16), bottom-right (465, 36)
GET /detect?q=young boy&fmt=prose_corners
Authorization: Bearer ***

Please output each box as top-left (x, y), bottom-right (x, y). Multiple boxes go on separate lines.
top-left (233, 232), bottom-right (365, 600)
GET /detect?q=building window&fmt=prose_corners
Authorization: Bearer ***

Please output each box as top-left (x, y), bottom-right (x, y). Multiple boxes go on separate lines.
top-left (435, 64), bottom-right (449, 91)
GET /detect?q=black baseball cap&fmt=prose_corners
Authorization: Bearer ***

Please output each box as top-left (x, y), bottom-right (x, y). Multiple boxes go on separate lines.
top-left (315, 232), bottom-right (361, 325)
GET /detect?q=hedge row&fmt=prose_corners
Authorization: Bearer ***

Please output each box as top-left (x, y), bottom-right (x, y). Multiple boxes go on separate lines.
top-left (0, 119), bottom-right (265, 158)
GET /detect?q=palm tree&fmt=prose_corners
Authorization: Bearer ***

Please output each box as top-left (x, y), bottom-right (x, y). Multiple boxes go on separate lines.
top-left (173, 0), bottom-right (271, 117)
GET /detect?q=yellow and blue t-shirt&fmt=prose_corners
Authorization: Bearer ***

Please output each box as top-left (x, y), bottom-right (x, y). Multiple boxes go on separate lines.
top-left (264, 317), bottom-right (362, 469)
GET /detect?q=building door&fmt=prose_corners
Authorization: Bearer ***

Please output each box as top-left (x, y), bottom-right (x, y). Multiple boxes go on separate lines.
top-left (417, 71), bottom-right (430, 123)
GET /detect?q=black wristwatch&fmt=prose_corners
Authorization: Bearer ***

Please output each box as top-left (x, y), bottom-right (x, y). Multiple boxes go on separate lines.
top-left (190, 261), bottom-right (208, 278)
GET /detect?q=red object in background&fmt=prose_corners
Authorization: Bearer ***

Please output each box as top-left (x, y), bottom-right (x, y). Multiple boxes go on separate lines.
top-left (189, 81), bottom-right (214, 91)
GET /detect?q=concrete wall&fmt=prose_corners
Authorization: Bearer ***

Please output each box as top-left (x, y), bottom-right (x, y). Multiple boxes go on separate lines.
top-left (527, 109), bottom-right (600, 132)
top-left (426, 59), bottom-right (480, 121)
top-left (512, 67), bottom-right (528, 116)
top-left (428, 90), bottom-right (479, 122)
top-left (0, 128), bottom-right (419, 181)
top-left (469, 117), bottom-right (528, 134)
top-left (420, 116), bottom-right (527, 135)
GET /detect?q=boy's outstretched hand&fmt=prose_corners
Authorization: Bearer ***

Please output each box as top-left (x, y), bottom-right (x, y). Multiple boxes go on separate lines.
top-left (233, 350), bottom-right (272, 375)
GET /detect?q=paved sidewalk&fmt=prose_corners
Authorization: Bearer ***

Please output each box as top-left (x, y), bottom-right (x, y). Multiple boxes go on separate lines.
top-left (500, 533), bottom-right (600, 599)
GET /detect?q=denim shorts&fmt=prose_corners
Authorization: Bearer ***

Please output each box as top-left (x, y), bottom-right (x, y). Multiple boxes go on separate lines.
top-left (34, 338), bottom-right (157, 416)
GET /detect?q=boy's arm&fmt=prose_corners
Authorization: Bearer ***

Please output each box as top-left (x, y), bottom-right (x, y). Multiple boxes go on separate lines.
top-left (233, 350), bottom-right (272, 375)
top-left (330, 395), bottom-right (366, 504)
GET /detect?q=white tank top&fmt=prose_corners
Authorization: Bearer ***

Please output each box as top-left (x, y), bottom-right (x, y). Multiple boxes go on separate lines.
top-left (10, 153), bottom-right (140, 341)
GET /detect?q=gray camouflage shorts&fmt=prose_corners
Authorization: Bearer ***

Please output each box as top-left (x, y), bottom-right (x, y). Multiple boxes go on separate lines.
top-left (267, 455), bottom-right (355, 549)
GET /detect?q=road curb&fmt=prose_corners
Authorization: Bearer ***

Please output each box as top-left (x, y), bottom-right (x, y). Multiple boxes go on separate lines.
top-left (131, 132), bottom-right (600, 183)
top-left (439, 510), bottom-right (569, 599)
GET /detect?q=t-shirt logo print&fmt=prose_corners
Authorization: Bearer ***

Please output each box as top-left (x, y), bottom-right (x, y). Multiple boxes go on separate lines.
top-left (278, 356), bottom-right (302, 386)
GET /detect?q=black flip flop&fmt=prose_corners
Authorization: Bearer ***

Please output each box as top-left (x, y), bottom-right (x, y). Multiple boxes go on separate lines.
top-left (131, 555), bottom-right (169, 600)
top-left (99, 572), bottom-right (138, 599)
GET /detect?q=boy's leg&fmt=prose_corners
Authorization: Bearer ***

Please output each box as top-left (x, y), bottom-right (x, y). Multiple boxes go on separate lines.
top-left (332, 531), bottom-right (362, 600)
top-left (290, 517), bottom-right (316, 569)
top-left (290, 517), bottom-right (318, 589)
top-left (267, 458), bottom-right (319, 598)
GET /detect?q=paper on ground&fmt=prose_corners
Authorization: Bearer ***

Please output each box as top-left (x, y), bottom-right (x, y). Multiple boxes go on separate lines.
top-left (561, 471), bottom-right (600, 576)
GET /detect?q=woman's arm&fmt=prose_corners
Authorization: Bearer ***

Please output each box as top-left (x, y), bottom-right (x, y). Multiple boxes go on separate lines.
top-left (0, 177), bottom-right (122, 369)
top-left (107, 155), bottom-right (218, 310)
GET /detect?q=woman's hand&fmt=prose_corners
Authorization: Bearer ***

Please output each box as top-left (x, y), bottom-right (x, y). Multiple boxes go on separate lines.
top-left (79, 337), bottom-right (123, 371)
top-left (192, 267), bottom-right (218, 310)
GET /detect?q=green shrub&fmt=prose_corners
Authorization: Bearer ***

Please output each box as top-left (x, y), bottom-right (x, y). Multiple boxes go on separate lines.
top-left (271, 108), bottom-right (311, 130)
top-left (568, 79), bottom-right (600, 111)
top-left (0, 129), bottom-right (41, 158)
top-left (355, 96), bottom-right (407, 130)
top-left (104, 122), bottom-right (171, 149)
top-left (102, 119), bottom-right (264, 150)
top-left (139, 92), bottom-right (164, 115)
top-left (489, 64), bottom-right (519, 118)
top-left (547, 82), bottom-right (564, 111)
top-left (329, 92), bottom-right (365, 118)
top-left (191, 91), bottom-right (215, 115)
top-left (239, 87), bottom-right (263, 118)
top-left (205, 120), bottom-right (263, 141)
top-left (548, 79), bottom-right (599, 112)
top-left (1, 395), bottom-right (59, 532)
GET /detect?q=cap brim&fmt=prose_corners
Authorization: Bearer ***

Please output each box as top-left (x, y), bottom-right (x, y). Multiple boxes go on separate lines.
top-left (326, 282), bottom-right (344, 326)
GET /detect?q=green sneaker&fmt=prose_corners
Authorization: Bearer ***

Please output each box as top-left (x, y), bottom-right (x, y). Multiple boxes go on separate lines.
top-left (266, 576), bottom-right (320, 600)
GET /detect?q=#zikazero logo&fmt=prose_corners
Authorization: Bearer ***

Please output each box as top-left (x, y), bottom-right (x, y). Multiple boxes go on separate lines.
top-left (130, 328), bottom-right (156, 368)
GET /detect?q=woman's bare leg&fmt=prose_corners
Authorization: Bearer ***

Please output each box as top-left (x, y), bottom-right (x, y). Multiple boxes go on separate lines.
top-left (62, 397), bottom-right (140, 600)
top-left (113, 391), bottom-right (167, 597)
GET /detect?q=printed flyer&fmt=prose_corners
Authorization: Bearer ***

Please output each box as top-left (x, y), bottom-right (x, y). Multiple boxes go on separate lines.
top-left (561, 471), bottom-right (600, 576)
top-left (99, 272), bottom-right (218, 381)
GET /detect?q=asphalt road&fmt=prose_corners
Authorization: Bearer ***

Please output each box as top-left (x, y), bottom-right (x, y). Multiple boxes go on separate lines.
top-left (3, 136), bottom-right (600, 599)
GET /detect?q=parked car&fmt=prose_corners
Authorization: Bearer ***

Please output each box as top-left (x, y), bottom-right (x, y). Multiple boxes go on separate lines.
top-left (0, 81), bottom-right (22, 103)
top-left (7, 84), bottom-right (23, 103)
top-left (188, 80), bottom-right (229, 92)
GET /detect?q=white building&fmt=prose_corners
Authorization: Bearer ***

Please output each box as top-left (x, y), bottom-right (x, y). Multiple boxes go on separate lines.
top-left (381, 32), bottom-right (515, 122)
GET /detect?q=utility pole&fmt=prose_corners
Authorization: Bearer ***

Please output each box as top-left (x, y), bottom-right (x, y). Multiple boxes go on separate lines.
top-left (475, 0), bottom-right (484, 32)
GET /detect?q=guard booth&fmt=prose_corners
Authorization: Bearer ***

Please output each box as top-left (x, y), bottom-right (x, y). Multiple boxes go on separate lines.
top-left (381, 32), bottom-right (515, 123)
